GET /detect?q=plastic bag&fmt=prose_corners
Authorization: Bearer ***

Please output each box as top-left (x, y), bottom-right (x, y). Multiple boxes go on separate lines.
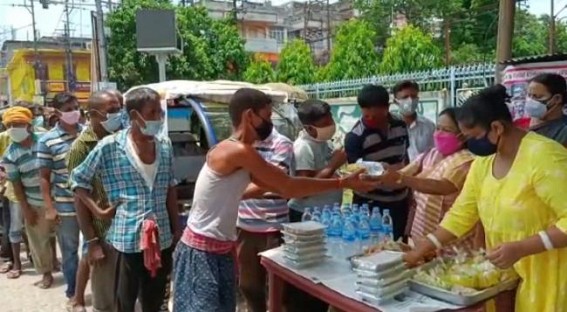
top-left (282, 231), bottom-right (326, 242)
top-left (354, 263), bottom-right (407, 279)
top-left (283, 244), bottom-right (327, 254)
top-left (281, 221), bottom-right (326, 235)
top-left (351, 251), bottom-right (404, 272)
top-left (356, 270), bottom-right (413, 288)
top-left (356, 286), bottom-right (409, 305)
top-left (356, 278), bottom-right (408, 296)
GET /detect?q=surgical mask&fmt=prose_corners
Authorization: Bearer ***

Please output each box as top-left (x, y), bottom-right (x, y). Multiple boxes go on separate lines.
top-left (312, 124), bottom-right (336, 142)
top-left (135, 117), bottom-right (163, 137)
top-left (254, 115), bottom-right (273, 141)
top-left (398, 98), bottom-right (418, 115)
top-left (7, 127), bottom-right (30, 143)
top-left (467, 132), bottom-right (498, 157)
top-left (101, 112), bottom-right (122, 133)
top-left (59, 110), bottom-right (80, 125)
top-left (434, 131), bottom-right (462, 156)
top-left (524, 98), bottom-right (549, 119)
top-left (32, 116), bottom-right (44, 128)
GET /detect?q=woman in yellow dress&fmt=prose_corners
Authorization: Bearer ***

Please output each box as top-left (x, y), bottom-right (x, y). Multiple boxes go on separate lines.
top-left (405, 85), bottom-right (567, 312)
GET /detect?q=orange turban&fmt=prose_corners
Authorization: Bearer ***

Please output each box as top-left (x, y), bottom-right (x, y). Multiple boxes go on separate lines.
top-left (2, 106), bottom-right (33, 126)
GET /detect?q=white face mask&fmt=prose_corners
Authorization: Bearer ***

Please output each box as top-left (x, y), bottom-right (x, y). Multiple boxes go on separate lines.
top-left (397, 98), bottom-right (418, 115)
top-left (7, 127), bottom-right (30, 143)
top-left (313, 124), bottom-right (336, 142)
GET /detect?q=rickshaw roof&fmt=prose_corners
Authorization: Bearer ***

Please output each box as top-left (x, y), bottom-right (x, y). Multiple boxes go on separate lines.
top-left (124, 80), bottom-right (289, 104)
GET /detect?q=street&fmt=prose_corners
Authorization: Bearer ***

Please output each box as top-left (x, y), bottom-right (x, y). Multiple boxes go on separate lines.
top-left (0, 254), bottom-right (87, 312)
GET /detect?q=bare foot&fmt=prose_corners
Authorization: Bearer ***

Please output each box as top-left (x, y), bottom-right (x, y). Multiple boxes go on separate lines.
top-left (34, 273), bottom-right (54, 289)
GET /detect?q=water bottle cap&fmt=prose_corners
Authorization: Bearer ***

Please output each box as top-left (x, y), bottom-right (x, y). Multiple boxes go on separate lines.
top-left (305, 207), bottom-right (311, 212)
top-left (384, 209), bottom-right (390, 214)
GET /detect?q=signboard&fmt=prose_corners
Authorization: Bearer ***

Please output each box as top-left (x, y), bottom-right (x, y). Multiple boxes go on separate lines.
top-left (136, 9), bottom-right (177, 52)
top-left (75, 82), bottom-right (91, 92)
top-left (502, 60), bottom-right (567, 120)
top-left (46, 82), bottom-right (65, 93)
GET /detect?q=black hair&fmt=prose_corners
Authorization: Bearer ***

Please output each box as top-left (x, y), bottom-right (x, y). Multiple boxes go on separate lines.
top-left (106, 89), bottom-right (124, 106)
top-left (125, 87), bottom-right (160, 113)
top-left (457, 84), bottom-right (512, 130)
top-left (88, 90), bottom-right (114, 110)
top-left (12, 100), bottom-right (34, 108)
top-left (439, 107), bottom-right (459, 129)
top-left (297, 99), bottom-right (331, 125)
top-left (392, 80), bottom-right (419, 96)
top-left (357, 84), bottom-right (390, 108)
top-left (51, 92), bottom-right (77, 110)
top-left (529, 73), bottom-right (567, 103)
top-left (228, 88), bottom-right (272, 126)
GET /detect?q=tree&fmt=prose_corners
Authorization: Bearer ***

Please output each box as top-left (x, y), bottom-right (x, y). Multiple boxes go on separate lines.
top-left (106, 2), bottom-right (247, 90)
top-left (511, 10), bottom-right (547, 58)
top-left (451, 44), bottom-right (487, 65)
top-left (243, 55), bottom-right (275, 84)
top-left (275, 39), bottom-right (316, 85)
top-left (323, 20), bottom-right (380, 81)
top-left (380, 25), bottom-right (443, 74)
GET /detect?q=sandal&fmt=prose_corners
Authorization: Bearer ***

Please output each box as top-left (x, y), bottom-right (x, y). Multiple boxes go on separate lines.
top-left (34, 274), bottom-right (54, 289)
top-left (6, 269), bottom-right (21, 279)
top-left (0, 262), bottom-right (12, 273)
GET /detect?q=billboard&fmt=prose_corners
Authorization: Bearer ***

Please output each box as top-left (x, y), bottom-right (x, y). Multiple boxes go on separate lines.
top-left (502, 60), bottom-right (567, 120)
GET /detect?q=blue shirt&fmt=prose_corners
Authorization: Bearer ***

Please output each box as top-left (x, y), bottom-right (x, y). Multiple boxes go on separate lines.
top-left (69, 129), bottom-right (177, 253)
top-left (3, 134), bottom-right (44, 207)
top-left (36, 123), bottom-right (82, 214)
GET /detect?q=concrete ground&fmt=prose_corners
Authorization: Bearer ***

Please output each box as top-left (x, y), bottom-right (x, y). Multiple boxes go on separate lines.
top-left (0, 252), bottom-right (248, 312)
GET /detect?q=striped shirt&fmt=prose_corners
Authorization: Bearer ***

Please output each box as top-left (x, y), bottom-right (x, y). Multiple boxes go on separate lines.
top-left (237, 129), bottom-right (294, 233)
top-left (70, 129), bottom-right (177, 253)
top-left (67, 126), bottom-right (111, 240)
top-left (344, 115), bottom-right (409, 202)
top-left (3, 134), bottom-right (44, 207)
top-left (36, 123), bottom-right (83, 214)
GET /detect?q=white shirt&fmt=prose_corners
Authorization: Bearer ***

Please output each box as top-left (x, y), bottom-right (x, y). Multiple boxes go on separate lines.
top-left (407, 115), bottom-right (436, 162)
top-left (125, 136), bottom-right (158, 189)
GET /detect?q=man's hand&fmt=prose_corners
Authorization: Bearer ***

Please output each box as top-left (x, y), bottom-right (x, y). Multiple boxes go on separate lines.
top-left (172, 227), bottom-right (182, 245)
top-left (93, 200), bottom-right (121, 220)
top-left (379, 169), bottom-right (402, 187)
top-left (44, 207), bottom-right (59, 223)
top-left (87, 241), bottom-right (105, 265)
top-left (22, 205), bottom-right (39, 226)
top-left (329, 149), bottom-right (348, 170)
top-left (341, 169), bottom-right (381, 193)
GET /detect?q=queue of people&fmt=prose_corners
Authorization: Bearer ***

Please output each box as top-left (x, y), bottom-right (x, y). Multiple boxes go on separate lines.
top-left (0, 73), bottom-right (566, 312)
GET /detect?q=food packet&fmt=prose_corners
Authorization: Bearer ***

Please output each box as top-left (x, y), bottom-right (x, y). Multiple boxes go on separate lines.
top-left (282, 231), bottom-right (326, 242)
top-left (284, 257), bottom-right (323, 269)
top-left (356, 278), bottom-right (408, 296)
top-left (356, 270), bottom-right (413, 288)
top-left (351, 251), bottom-right (404, 272)
top-left (356, 286), bottom-right (408, 305)
top-left (282, 221), bottom-right (326, 235)
top-left (354, 263), bottom-right (407, 279)
top-left (284, 249), bottom-right (327, 261)
top-left (283, 244), bottom-right (327, 254)
top-left (282, 237), bottom-right (326, 247)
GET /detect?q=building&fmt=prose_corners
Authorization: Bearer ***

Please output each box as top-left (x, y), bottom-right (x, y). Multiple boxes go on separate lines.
top-left (196, 0), bottom-right (356, 62)
top-left (1, 37), bottom-right (92, 105)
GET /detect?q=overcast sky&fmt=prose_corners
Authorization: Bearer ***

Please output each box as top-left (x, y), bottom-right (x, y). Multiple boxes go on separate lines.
top-left (0, 0), bottom-right (561, 41)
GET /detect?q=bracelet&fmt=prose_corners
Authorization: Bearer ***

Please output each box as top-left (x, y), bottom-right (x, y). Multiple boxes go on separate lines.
top-left (426, 233), bottom-right (443, 250)
top-left (538, 231), bottom-right (554, 251)
top-left (86, 237), bottom-right (99, 245)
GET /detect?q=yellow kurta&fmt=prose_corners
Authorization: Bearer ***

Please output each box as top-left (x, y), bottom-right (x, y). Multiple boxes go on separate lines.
top-left (441, 132), bottom-right (567, 312)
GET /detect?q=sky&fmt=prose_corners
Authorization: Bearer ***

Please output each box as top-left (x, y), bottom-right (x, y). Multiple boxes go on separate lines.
top-left (0, 0), bottom-right (562, 41)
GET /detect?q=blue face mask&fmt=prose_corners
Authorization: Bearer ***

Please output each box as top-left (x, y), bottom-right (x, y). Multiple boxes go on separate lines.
top-left (524, 98), bottom-right (548, 119)
top-left (32, 116), bottom-right (44, 128)
top-left (101, 112), bottom-right (122, 133)
top-left (136, 117), bottom-right (163, 137)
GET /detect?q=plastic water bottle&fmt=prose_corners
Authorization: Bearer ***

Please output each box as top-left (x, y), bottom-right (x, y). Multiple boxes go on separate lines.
top-left (358, 214), bottom-right (371, 240)
top-left (352, 204), bottom-right (360, 224)
top-left (329, 210), bottom-right (343, 237)
top-left (342, 215), bottom-right (357, 242)
top-left (381, 209), bottom-right (394, 240)
top-left (301, 208), bottom-right (313, 222)
top-left (312, 207), bottom-right (322, 222)
top-left (369, 207), bottom-right (382, 243)
top-left (328, 209), bottom-right (343, 257)
top-left (360, 204), bottom-right (370, 218)
top-left (321, 206), bottom-right (332, 234)
top-left (333, 202), bottom-right (341, 212)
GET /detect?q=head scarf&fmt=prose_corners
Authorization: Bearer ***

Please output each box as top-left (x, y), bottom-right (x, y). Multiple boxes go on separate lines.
top-left (2, 106), bottom-right (33, 127)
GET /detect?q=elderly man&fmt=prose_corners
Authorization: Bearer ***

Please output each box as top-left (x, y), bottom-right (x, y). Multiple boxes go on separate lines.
top-left (2, 106), bottom-right (55, 286)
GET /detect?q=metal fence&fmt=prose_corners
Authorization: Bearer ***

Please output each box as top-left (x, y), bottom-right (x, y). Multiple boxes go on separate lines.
top-left (299, 63), bottom-right (496, 107)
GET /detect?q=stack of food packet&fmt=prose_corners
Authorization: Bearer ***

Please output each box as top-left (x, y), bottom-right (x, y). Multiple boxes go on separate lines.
top-left (352, 251), bottom-right (411, 304)
top-left (281, 221), bottom-right (327, 268)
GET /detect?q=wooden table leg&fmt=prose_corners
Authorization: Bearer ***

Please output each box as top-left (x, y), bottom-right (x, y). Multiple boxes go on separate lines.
top-left (268, 271), bottom-right (284, 312)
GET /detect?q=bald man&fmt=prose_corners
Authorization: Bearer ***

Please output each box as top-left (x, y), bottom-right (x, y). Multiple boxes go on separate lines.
top-left (67, 90), bottom-right (122, 312)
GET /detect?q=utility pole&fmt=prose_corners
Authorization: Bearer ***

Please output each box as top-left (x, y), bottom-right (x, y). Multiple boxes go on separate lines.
top-left (495, 0), bottom-right (515, 83)
top-left (551, 0), bottom-right (556, 54)
top-left (64, 0), bottom-right (75, 92)
top-left (95, 0), bottom-right (108, 82)
top-left (444, 19), bottom-right (451, 66)
top-left (325, 0), bottom-right (331, 53)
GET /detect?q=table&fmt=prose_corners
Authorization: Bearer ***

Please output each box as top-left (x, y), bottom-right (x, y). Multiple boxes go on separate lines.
top-left (261, 256), bottom-right (516, 312)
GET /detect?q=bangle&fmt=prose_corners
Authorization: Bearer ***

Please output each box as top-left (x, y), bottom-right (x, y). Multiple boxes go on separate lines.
top-left (426, 233), bottom-right (443, 250)
top-left (86, 237), bottom-right (99, 245)
top-left (538, 231), bottom-right (554, 251)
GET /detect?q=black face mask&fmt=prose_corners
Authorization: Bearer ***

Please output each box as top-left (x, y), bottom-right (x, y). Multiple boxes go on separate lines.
top-left (254, 115), bottom-right (273, 141)
top-left (467, 132), bottom-right (498, 156)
